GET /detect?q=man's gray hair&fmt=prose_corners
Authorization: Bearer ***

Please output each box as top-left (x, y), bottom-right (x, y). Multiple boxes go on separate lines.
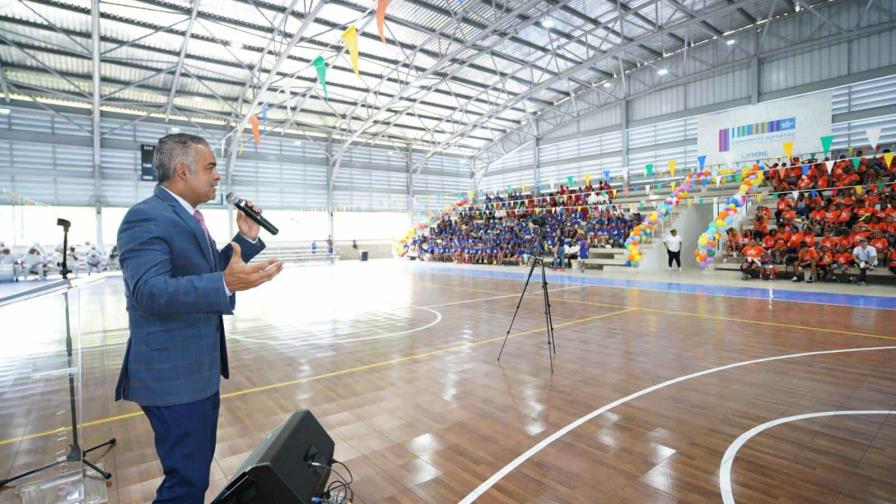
top-left (153, 133), bottom-right (210, 183)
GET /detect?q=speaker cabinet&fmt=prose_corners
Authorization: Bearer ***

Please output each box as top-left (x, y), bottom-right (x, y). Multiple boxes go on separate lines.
top-left (213, 410), bottom-right (334, 504)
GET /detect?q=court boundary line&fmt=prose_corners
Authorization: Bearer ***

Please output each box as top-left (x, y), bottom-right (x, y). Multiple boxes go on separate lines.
top-left (457, 346), bottom-right (896, 504)
top-left (719, 410), bottom-right (895, 504)
top-left (434, 283), bottom-right (896, 342)
top-left (0, 308), bottom-right (637, 447)
top-left (421, 266), bottom-right (896, 310)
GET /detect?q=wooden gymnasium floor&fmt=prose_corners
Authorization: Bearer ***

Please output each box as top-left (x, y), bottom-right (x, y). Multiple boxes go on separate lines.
top-left (1, 260), bottom-right (896, 504)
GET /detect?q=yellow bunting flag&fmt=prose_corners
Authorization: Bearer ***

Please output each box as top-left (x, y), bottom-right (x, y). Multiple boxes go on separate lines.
top-left (847, 146), bottom-right (854, 154)
top-left (884, 151), bottom-right (895, 168)
top-left (782, 141), bottom-right (794, 158)
top-left (612, 189), bottom-right (617, 198)
top-left (668, 160), bottom-right (676, 177)
top-left (688, 198), bottom-right (693, 207)
top-left (584, 173), bottom-right (591, 185)
top-left (376, 0), bottom-right (389, 43)
top-left (342, 26), bottom-right (360, 77)
top-left (856, 185), bottom-right (864, 195)
top-left (671, 182), bottom-right (676, 190)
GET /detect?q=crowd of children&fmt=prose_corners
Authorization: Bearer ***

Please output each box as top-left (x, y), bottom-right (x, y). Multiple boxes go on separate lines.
top-left (407, 182), bottom-right (641, 270)
top-left (733, 183), bottom-right (896, 285)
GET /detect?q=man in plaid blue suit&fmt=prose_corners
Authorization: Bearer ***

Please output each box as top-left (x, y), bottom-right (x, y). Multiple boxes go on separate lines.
top-left (116, 134), bottom-right (283, 503)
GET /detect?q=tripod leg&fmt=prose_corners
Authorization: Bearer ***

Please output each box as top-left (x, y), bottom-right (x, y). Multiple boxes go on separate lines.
top-left (497, 258), bottom-right (538, 362)
top-left (82, 458), bottom-right (112, 480)
top-left (540, 262), bottom-right (554, 373)
top-left (543, 271), bottom-right (556, 355)
top-left (0, 459), bottom-right (66, 487)
top-left (83, 438), bottom-right (117, 455)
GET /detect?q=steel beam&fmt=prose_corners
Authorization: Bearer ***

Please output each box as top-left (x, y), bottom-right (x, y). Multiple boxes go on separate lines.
top-left (91, 0), bottom-right (103, 249)
top-left (165, 0), bottom-right (201, 121)
top-left (329, 0), bottom-right (548, 183)
top-left (415, 0), bottom-right (761, 168)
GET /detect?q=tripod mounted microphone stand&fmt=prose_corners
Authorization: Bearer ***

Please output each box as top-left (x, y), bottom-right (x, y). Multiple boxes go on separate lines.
top-left (0, 219), bottom-right (116, 488)
top-left (497, 255), bottom-right (557, 373)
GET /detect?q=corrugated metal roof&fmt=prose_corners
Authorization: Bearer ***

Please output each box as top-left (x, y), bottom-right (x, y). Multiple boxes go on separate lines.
top-left (1, 0), bottom-right (782, 154)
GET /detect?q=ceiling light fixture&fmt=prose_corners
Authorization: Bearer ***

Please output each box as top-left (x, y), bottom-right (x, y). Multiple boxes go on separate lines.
top-left (657, 68), bottom-right (669, 76)
top-left (0, 108), bottom-right (10, 115)
top-left (602, 81), bottom-right (612, 88)
top-left (192, 95), bottom-right (201, 100)
top-left (726, 38), bottom-right (736, 45)
top-left (169, 127), bottom-right (180, 133)
top-left (541, 18), bottom-right (555, 28)
top-left (794, 2), bottom-right (801, 11)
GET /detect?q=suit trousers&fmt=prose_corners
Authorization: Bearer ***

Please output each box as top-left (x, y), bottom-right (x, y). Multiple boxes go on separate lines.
top-left (141, 392), bottom-right (220, 504)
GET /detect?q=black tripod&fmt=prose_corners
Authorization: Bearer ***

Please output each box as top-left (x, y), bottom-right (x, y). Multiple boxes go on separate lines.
top-left (0, 219), bottom-right (116, 489)
top-left (497, 256), bottom-right (557, 373)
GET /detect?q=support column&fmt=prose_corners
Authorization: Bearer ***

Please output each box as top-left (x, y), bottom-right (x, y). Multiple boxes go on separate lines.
top-left (326, 136), bottom-right (334, 240)
top-left (533, 131), bottom-right (541, 194)
top-left (406, 145), bottom-right (414, 221)
top-left (750, 56), bottom-right (760, 104)
top-left (225, 136), bottom-right (236, 238)
top-left (621, 99), bottom-right (630, 190)
top-left (91, 0), bottom-right (103, 250)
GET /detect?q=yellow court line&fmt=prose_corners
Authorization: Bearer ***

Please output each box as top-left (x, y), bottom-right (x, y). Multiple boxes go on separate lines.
top-left (436, 283), bottom-right (896, 342)
top-left (527, 292), bottom-right (896, 342)
top-left (0, 308), bottom-right (637, 447)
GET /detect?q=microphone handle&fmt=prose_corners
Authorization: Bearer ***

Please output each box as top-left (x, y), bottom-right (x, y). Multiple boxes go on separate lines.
top-left (236, 200), bottom-right (279, 235)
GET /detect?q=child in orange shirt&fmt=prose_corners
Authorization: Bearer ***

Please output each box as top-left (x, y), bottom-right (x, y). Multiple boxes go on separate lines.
top-left (793, 241), bottom-right (819, 283)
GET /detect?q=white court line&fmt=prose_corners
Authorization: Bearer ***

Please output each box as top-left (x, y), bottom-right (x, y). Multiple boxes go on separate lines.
top-left (230, 306), bottom-right (443, 345)
top-left (719, 410), bottom-right (895, 504)
top-left (458, 345), bottom-right (896, 504)
top-left (424, 285), bottom-right (583, 308)
top-left (229, 285), bottom-right (585, 345)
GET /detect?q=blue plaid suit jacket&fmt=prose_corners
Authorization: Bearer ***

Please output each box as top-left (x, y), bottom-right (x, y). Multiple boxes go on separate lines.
top-left (115, 185), bottom-right (265, 407)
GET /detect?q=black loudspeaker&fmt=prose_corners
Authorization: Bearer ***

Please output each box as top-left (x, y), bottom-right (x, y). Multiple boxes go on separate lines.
top-left (360, 250), bottom-right (368, 262)
top-left (213, 410), bottom-right (334, 504)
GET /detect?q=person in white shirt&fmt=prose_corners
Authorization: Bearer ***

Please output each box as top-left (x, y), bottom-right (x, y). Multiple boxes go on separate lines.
top-left (663, 229), bottom-right (682, 271)
top-left (852, 237), bottom-right (877, 286)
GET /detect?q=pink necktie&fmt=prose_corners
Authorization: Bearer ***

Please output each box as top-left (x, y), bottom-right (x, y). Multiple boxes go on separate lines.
top-left (192, 209), bottom-right (213, 258)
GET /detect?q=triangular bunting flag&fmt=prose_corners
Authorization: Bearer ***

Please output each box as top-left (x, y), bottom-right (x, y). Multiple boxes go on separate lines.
top-left (376, 0), bottom-right (389, 43)
top-left (341, 26), bottom-right (361, 77)
top-left (697, 155), bottom-right (706, 171)
top-left (668, 160), bottom-right (677, 177)
top-left (646, 185), bottom-right (650, 196)
top-left (645, 163), bottom-right (654, 177)
top-left (820, 135), bottom-right (834, 155)
top-left (851, 157), bottom-right (861, 169)
top-left (249, 114), bottom-right (261, 144)
top-left (825, 159), bottom-right (834, 174)
top-left (312, 56), bottom-right (328, 98)
top-left (856, 185), bottom-right (864, 195)
top-left (884, 152), bottom-right (894, 168)
top-left (866, 126), bottom-right (882, 150)
top-left (783, 141), bottom-right (794, 158)
top-left (724, 152), bottom-right (735, 170)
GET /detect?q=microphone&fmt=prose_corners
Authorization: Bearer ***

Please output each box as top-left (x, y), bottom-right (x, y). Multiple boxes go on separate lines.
top-left (226, 192), bottom-right (279, 235)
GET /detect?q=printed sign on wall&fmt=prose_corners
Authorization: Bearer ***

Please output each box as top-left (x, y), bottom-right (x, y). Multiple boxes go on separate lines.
top-left (697, 91), bottom-right (832, 165)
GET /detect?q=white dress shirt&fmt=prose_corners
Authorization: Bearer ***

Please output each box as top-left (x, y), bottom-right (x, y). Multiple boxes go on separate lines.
top-left (161, 186), bottom-right (257, 296)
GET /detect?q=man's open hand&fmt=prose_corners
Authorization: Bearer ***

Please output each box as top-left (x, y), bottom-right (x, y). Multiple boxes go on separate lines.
top-left (223, 242), bottom-right (283, 292)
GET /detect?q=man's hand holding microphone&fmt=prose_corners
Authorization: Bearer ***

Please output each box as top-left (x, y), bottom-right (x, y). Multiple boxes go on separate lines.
top-left (224, 197), bottom-right (284, 292)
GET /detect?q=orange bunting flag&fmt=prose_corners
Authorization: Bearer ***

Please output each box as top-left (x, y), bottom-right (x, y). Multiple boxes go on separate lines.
top-left (376, 0), bottom-right (389, 43)
top-left (249, 115), bottom-right (261, 144)
top-left (668, 160), bottom-right (676, 177)
top-left (782, 141), bottom-right (794, 158)
top-left (342, 26), bottom-right (360, 77)
top-left (611, 189), bottom-right (617, 199)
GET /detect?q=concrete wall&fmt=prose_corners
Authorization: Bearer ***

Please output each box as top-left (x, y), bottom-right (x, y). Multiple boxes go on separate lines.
top-left (640, 203), bottom-right (714, 272)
